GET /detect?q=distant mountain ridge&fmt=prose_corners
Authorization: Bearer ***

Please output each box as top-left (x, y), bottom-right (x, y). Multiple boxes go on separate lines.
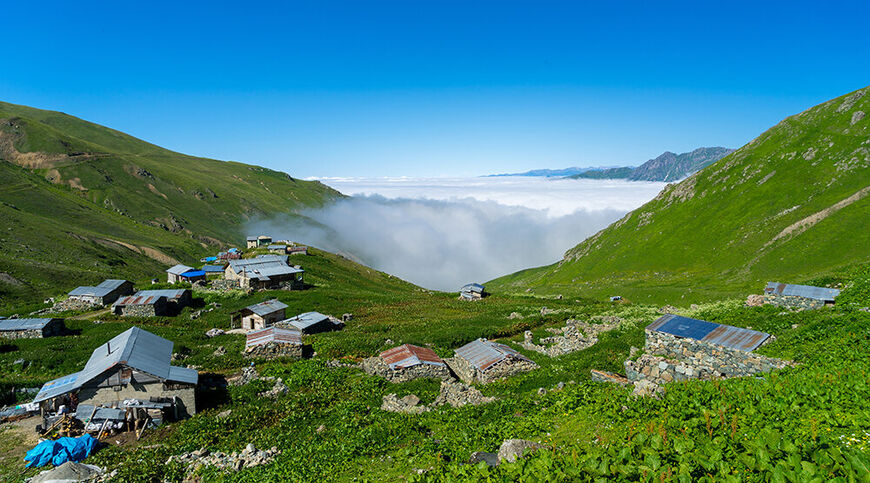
top-left (569, 147), bottom-right (735, 182)
top-left (487, 166), bottom-right (626, 177)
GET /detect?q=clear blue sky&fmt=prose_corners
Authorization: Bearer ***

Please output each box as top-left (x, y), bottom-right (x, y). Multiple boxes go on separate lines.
top-left (2, 1), bottom-right (868, 177)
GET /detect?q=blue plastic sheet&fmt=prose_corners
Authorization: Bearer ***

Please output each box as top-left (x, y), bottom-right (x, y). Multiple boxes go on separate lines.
top-left (24, 434), bottom-right (98, 468)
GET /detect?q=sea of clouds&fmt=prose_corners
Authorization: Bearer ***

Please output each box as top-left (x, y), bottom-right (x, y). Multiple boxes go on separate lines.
top-left (249, 176), bottom-right (666, 291)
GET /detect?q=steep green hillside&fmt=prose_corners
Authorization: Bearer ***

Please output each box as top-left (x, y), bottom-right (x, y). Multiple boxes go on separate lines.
top-left (570, 147), bottom-right (734, 182)
top-left (0, 101), bottom-right (341, 306)
top-left (492, 86), bottom-right (870, 303)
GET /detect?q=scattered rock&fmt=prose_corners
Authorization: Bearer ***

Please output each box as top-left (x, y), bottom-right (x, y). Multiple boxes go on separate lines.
top-left (432, 381), bottom-right (497, 408)
top-left (206, 328), bottom-right (225, 338)
top-left (659, 305), bottom-right (679, 314)
top-left (632, 379), bottom-right (663, 398)
top-left (520, 318), bottom-right (620, 357)
top-left (497, 439), bottom-right (542, 463)
top-left (213, 346), bottom-right (226, 356)
top-left (31, 462), bottom-right (102, 483)
top-left (468, 452), bottom-right (499, 467)
top-left (229, 366), bottom-right (259, 386)
top-left (508, 312), bottom-right (523, 319)
top-left (850, 111), bottom-right (864, 125)
top-left (381, 393), bottom-right (428, 414)
top-left (217, 409), bottom-right (232, 419)
top-left (167, 444), bottom-right (280, 472)
top-left (259, 379), bottom-right (288, 398)
top-left (316, 424), bottom-right (326, 433)
top-left (745, 294), bottom-right (765, 307)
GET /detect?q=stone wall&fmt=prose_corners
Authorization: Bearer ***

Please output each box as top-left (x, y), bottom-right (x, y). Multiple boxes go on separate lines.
top-left (447, 355), bottom-right (538, 384)
top-left (0, 329), bottom-right (44, 340)
top-left (244, 342), bottom-right (304, 360)
top-left (763, 294), bottom-right (828, 310)
top-left (624, 330), bottom-right (791, 386)
top-left (361, 357), bottom-right (453, 382)
top-left (120, 304), bottom-right (162, 317)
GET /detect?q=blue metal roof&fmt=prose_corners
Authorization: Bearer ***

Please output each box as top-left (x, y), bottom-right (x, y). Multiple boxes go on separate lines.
top-left (765, 282), bottom-right (840, 302)
top-left (181, 270), bottom-right (206, 278)
top-left (202, 265), bottom-right (225, 273)
top-left (646, 314), bottom-right (771, 351)
top-left (461, 283), bottom-right (485, 293)
top-left (0, 318), bottom-right (57, 331)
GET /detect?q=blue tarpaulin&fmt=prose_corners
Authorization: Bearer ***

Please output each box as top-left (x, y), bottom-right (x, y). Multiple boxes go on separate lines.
top-left (24, 434), bottom-right (98, 468)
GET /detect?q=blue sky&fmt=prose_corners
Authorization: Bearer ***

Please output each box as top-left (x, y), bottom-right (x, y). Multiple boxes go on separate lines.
top-left (1, 1), bottom-right (868, 177)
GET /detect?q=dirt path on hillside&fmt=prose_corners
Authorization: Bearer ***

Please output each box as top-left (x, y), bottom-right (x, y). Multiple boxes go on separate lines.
top-left (68, 308), bottom-right (111, 320)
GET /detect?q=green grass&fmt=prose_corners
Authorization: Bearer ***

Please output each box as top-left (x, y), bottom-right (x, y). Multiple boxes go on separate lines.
top-left (0, 100), bottom-right (342, 307)
top-left (491, 85), bottom-right (870, 305)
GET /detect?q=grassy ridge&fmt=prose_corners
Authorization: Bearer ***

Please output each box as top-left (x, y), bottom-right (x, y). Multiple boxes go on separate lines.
top-left (0, 100), bottom-right (342, 307)
top-left (490, 86), bottom-right (870, 304)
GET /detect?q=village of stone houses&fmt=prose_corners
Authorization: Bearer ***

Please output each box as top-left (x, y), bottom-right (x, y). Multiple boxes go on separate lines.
top-left (2, 229), bottom-right (867, 482)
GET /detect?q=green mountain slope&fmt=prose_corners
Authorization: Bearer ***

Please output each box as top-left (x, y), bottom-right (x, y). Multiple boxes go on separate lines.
top-left (570, 147), bottom-right (734, 181)
top-left (0, 101), bottom-right (341, 307)
top-left (491, 86), bottom-right (870, 303)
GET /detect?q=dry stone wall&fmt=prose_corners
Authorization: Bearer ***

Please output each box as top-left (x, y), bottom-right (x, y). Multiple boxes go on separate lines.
top-left (244, 342), bottom-right (304, 360)
top-left (0, 329), bottom-right (44, 340)
top-left (361, 357), bottom-right (452, 382)
top-left (447, 355), bottom-right (538, 384)
top-left (763, 294), bottom-right (827, 310)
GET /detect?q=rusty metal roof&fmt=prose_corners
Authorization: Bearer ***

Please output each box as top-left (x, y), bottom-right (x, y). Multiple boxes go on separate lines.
top-left (454, 339), bottom-right (531, 372)
top-left (765, 282), bottom-right (840, 302)
top-left (245, 327), bottom-right (303, 349)
top-left (380, 344), bottom-right (445, 369)
top-left (647, 314), bottom-right (770, 351)
top-left (113, 294), bottom-right (165, 306)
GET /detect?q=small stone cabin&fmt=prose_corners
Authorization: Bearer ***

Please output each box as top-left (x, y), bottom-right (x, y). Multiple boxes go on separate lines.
top-left (459, 283), bottom-right (486, 301)
top-left (763, 282), bottom-right (840, 309)
top-left (166, 265), bottom-right (195, 283)
top-left (280, 311), bottom-right (343, 334)
top-left (33, 327), bottom-right (198, 419)
top-left (449, 339), bottom-right (538, 384)
top-left (362, 344), bottom-right (452, 382)
top-left (244, 327), bottom-right (305, 360)
top-left (246, 235), bottom-right (272, 248)
top-left (236, 299), bottom-right (288, 330)
top-left (623, 314), bottom-right (789, 386)
top-left (224, 255), bottom-right (304, 290)
top-left (0, 318), bottom-right (66, 339)
top-left (112, 289), bottom-right (192, 317)
top-left (67, 279), bottom-right (134, 306)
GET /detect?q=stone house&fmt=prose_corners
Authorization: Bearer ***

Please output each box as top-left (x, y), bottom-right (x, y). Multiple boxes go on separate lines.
top-left (244, 327), bottom-right (306, 359)
top-left (67, 279), bottom-right (134, 306)
top-left (166, 264), bottom-right (195, 283)
top-left (0, 318), bottom-right (66, 339)
top-left (623, 314), bottom-right (790, 387)
top-left (112, 289), bottom-right (192, 317)
top-left (279, 311), bottom-right (343, 334)
top-left (268, 244), bottom-right (288, 254)
top-left (224, 255), bottom-right (304, 290)
top-left (288, 246), bottom-right (308, 255)
top-left (235, 299), bottom-right (288, 330)
top-left (362, 344), bottom-right (452, 382)
top-left (246, 235), bottom-right (272, 248)
top-left (448, 339), bottom-right (538, 384)
top-left (459, 283), bottom-right (486, 301)
top-left (762, 282), bottom-right (840, 309)
top-left (32, 326), bottom-right (198, 419)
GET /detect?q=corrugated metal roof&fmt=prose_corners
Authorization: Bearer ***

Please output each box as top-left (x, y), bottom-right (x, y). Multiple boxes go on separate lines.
top-left (380, 344), bottom-right (445, 369)
top-left (454, 339), bottom-right (531, 372)
top-left (34, 327), bottom-right (195, 403)
top-left (114, 289), bottom-right (189, 306)
top-left (461, 283), bottom-right (485, 294)
top-left (247, 236), bottom-right (258, 241)
top-left (68, 279), bottom-right (130, 298)
top-left (245, 299), bottom-right (288, 316)
top-left (167, 366), bottom-right (199, 385)
top-left (113, 294), bottom-right (165, 307)
top-left (245, 327), bottom-right (303, 349)
top-left (166, 264), bottom-right (195, 276)
top-left (202, 265), bottom-right (225, 273)
top-left (227, 255), bottom-right (302, 280)
top-left (267, 244), bottom-right (286, 250)
top-left (0, 318), bottom-right (57, 331)
top-left (284, 311), bottom-right (330, 330)
top-left (647, 314), bottom-right (771, 351)
top-left (765, 282), bottom-right (840, 302)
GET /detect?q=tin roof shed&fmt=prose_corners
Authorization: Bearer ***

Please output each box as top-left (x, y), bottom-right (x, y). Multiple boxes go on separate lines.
top-left (167, 264), bottom-right (195, 276)
top-left (646, 314), bottom-right (771, 352)
top-left (0, 318), bottom-right (58, 331)
top-left (454, 339), bottom-right (531, 372)
top-left (461, 283), bottom-right (485, 294)
top-left (765, 282), bottom-right (840, 302)
top-left (245, 299), bottom-right (288, 317)
top-left (283, 311), bottom-right (331, 331)
top-left (245, 327), bottom-right (303, 350)
top-left (380, 344), bottom-right (445, 370)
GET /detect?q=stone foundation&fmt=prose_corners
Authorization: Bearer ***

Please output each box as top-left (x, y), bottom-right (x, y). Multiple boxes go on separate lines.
top-left (244, 342), bottom-right (304, 360)
top-left (447, 355), bottom-right (538, 384)
top-left (0, 329), bottom-right (43, 340)
top-left (120, 304), bottom-right (162, 317)
top-left (520, 317), bottom-right (620, 357)
top-left (763, 294), bottom-right (828, 310)
top-left (361, 357), bottom-right (453, 382)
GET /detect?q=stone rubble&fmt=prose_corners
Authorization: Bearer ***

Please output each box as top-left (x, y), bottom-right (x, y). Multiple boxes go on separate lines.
top-left (520, 317), bottom-right (621, 357)
top-left (229, 366), bottom-right (259, 386)
top-left (206, 328), bottom-right (225, 338)
top-left (381, 393), bottom-right (429, 414)
top-left (259, 378), bottom-right (289, 398)
top-left (762, 293), bottom-right (829, 310)
top-left (166, 444), bottom-right (281, 472)
top-left (381, 381), bottom-right (497, 414)
top-left (497, 439), bottom-right (542, 463)
top-left (361, 356), bottom-right (452, 383)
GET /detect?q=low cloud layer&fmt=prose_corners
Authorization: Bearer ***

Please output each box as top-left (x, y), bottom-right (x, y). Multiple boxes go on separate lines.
top-left (251, 177), bottom-right (665, 291)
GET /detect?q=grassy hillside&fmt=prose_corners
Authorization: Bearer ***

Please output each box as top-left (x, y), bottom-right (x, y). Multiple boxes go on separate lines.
top-left (0, 101), bottom-right (341, 307)
top-left (491, 86), bottom-right (870, 303)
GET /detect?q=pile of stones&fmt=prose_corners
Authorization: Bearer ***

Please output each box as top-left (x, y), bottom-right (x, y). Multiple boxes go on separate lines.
top-left (244, 341), bottom-right (303, 360)
top-left (43, 298), bottom-right (99, 314)
top-left (520, 317), bottom-right (621, 357)
top-left (361, 356), bottom-right (452, 383)
top-left (229, 366), bottom-right (259, 386)
top-left (166, 444), bottom-right (281, 472)
top-left (381, 381), bottom-right (497, 414)
top-left (468, 439), bottom-right (542, 468)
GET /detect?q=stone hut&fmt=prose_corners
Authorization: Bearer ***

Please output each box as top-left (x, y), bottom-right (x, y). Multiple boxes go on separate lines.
top-left (762, 282), bottom-right (840, 309)
top-left (33, 327), bottom-right (198, 419)
top-left (362, 344), bottom-right (452, 382)
top-left (67, 279), bottom-right (134, 306)
top-left (236, 299), bottom-right (288, 330)
top-left (459, 283), bottom-right (486, 301)
top-left (112, 289), bottom-right (191, 317)
top-left (624, 314), bottom-right (790, 387)
top-left (0, 318), bottom-right (66, 339)
top-left (288, 245), bottom-right (308, 256)
top-left (246, 235), bottom-right (272, 248)
top-left (279, 311), bottom-right (343, 334)
top-left (225, 255), bottom-right (304, 290)
top-left (244, 327), bottom-right (306, 360)
top-left (448, 339), bottom-right (538, 384)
